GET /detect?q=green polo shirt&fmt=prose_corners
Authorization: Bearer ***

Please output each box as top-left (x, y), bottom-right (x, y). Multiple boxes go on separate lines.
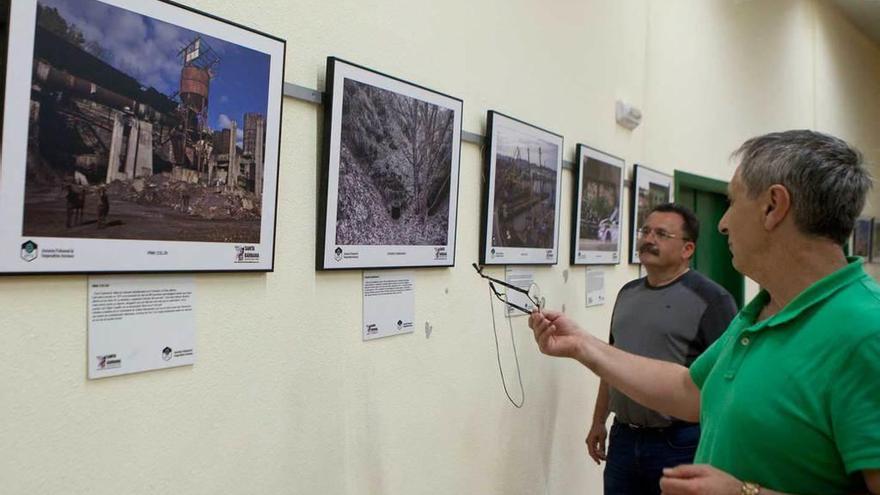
top-left (690, 258), bottom-right (880, 493)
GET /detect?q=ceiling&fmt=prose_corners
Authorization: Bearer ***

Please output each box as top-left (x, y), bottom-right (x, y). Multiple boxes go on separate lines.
top-left (831, 0), bottom-right (880, 46)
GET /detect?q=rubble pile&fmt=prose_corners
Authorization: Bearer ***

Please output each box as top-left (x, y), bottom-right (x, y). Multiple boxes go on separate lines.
top-left (105, 173), bottom-right (262, 220)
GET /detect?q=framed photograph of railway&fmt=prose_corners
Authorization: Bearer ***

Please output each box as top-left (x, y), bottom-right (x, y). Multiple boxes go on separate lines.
top-left (480, 111), bottom-right (563, 265)
top-left (571, 144), bottom-right (624, 265)
top-left (317, 57), bottom-right (463, 270)
top-left (629, 164), bottom-right (673, 264)
top-left (0, 0), bottom-right (285, 274)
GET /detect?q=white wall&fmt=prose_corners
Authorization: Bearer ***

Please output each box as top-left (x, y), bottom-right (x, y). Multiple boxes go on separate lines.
top-left (2, 1), bottom-right (878, 494)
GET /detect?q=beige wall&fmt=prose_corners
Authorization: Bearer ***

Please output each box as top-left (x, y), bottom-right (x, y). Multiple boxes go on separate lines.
top-left (2, 1), bottom-right (878, 494)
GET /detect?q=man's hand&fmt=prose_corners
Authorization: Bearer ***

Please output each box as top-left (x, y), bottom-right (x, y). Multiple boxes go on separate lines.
top-left (585, 422), bottom-right (607, 465)
top-left (659, 464), bottom-right (742, 494)
top-left (528, 309), bottom-right (588, 360)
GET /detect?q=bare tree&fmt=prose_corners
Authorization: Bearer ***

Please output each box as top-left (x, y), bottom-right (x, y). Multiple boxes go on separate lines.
top-left (390, 97), bottom-right (453, 222)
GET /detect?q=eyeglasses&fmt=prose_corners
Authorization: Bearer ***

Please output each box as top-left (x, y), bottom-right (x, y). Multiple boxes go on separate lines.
top-left (637, 226), bottom-right (690, 242)
top-left (472, 263), bottom-right (544, 315)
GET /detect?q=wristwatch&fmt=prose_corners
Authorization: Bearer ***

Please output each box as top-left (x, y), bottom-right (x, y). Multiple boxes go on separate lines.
top-left (741, 481), bottom-right (761, 495)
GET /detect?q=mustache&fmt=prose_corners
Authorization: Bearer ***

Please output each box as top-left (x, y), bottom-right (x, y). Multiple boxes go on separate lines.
top-left (638, 243), bottom-right (660, 255)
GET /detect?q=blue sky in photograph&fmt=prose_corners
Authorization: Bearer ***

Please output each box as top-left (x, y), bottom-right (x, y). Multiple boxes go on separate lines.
top-left (38, 0), bottom-right (271, 143)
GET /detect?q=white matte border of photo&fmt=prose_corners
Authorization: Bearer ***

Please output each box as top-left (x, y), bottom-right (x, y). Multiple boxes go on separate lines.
top-left (629, 164), bottom-right (674, 264)
top-left (480, 111), bottom-right (563, 265)
top-left (571, 144), bottom-right (625, 265)
top-left (0, 0), bottom-right (285, 274)
top-left (318, 57), bottom-right (463, 270)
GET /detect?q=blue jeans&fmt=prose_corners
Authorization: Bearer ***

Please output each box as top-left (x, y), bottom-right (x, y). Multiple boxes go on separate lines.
top-left (603, 422), bottom-right (700, 495)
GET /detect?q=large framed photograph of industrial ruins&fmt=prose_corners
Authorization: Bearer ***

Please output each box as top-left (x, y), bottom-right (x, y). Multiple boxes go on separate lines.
top-left (629, 164), bottom-right (673, 264)
top-left (0, 0), bottom-right (285, 274)
top-left (480, 111), bottom-right (563, 265)
top-left (571, 144), bottom-right (624, 265)
top-left (317, 57), bottom-right (463, 270)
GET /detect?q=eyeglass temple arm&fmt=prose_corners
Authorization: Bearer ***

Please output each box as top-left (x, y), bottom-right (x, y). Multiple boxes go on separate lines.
top-left (472, 263), bottom-right (531, 295)
top-left (487, 282), bottom-right (533, 315)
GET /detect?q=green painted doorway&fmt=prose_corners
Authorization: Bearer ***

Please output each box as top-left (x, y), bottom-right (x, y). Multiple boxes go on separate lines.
top-left (675, 171), bottom-right (744, 308)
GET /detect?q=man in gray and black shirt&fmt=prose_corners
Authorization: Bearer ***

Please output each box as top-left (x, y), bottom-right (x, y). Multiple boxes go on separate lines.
top-left (588, 203), bottom-right (737, 495)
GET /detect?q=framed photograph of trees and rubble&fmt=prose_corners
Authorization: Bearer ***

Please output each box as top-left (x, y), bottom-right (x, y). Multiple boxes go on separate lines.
top-left (317, 57), bottom-right (463, 270)
top-left (571, 144), bottom-right (624, 265)
top-left (629, 164), bottom-right (673, 264)
top-left (480, 111), bottom-right (563, 265)
top-left (0, 0), bottom-right (285, 274)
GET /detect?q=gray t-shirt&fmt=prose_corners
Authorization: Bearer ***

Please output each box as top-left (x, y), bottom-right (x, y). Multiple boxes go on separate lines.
top-left (608, 270), bottom-right (738, 427)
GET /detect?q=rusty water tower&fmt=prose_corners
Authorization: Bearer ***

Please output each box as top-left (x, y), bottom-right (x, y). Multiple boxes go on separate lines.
top-left (177, 37), bottom-right (219, 171)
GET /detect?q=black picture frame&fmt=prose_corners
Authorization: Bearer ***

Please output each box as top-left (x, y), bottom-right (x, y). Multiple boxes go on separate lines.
top-left (871, 218), bottom-right (880, 264)
top-left (629, 164), bottom-right (674, 264)
top-left (853, 217), bottom-right (873, 259)
top-left (317, 57), bottom-right (463, 270)
top-left (571, 144), bottom-right (624, 265)
top-left (0, 0), bottom-right (286, 274)
top-left (480, 111), bottom-right (563, 265)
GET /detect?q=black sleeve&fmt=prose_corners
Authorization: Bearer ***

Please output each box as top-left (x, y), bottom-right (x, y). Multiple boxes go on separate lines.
top-left (697, 292), bottom-right (738, 350)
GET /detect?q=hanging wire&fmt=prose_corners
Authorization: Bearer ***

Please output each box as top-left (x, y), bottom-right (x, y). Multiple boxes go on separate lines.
top-left (487, 284), bottom-right (525, 408)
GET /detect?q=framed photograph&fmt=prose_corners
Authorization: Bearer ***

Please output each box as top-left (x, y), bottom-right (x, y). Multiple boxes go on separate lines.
top-left (317, 57), bottom-right (463, 270)
top-left (629, 164), bottom-right (673, 264)
top-left (571, 144), bottom-right (624, 265)
top-left (853, 217), bottom-right (873, 259)
top-left (872, 219), bottom-right (880, 263)
top-left (480, 111), bottom-right (563, 265)
top-left (0, 0), bottom-right (285, 274)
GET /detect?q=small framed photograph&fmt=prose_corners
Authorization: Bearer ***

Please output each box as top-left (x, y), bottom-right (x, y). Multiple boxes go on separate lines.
top-left (0, 0), bottom-right (285, 274)
top-left (571, 144), bottom-right (624, 265)
top-left (872, 219), bottom-right (880, 263)
top-left (853, 217), bottom-right (873, 259)
top-left (317, 57), bottom-right (463, 270)
top-left (480, 111), bottom-right (563, 265)
top-left (629, 164), bottom-right (673, 264)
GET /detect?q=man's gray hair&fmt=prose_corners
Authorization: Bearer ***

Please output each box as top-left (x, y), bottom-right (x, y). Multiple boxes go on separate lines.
top-left (733, 130), bottom-right (873, 245)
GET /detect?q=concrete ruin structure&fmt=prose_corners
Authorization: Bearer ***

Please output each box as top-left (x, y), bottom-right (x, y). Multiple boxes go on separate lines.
top-left (28, 24), bottom-right (267, 198)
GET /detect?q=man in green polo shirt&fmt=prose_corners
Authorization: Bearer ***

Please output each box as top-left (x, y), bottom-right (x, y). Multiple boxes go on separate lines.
top-left (529, 130), bottom-right (880, 494)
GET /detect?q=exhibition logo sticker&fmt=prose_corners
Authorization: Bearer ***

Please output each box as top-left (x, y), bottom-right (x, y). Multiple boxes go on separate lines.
top-left (334, 246), bottom-right (343, 262)
top-left (20, 240), bottom-right (38, 262)
top-left (234, 245), bottom-right (260, 263)
top-left (96, 354), bottom-right (121, 370)
top-left (162, 347), bottom-right (173, 361)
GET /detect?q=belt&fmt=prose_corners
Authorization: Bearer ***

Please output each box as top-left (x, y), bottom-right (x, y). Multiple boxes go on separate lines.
top-left (613, 419), bottom-right (698, 432)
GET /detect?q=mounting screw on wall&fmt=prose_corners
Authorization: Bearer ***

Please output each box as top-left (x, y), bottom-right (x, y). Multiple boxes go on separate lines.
top-left (615, 100), bottom-right (642, 130)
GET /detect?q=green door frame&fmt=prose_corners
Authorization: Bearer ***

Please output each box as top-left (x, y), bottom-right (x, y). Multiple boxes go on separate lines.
top-left (674, 170), bottom-right (745, 306)
top-left (674, 170), bottom-right (728, 198)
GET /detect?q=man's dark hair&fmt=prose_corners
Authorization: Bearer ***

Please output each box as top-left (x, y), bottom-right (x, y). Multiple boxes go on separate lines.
top-left (649, 203), bottom-right (700, 242)
top-left (732, 130), bottom-right (872, 245)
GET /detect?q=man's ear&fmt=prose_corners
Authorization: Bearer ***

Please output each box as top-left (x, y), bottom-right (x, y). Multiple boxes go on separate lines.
top-left (682, 240), bottom-right (696, 261)
top-left (763, 184), bottom-right (791, 230)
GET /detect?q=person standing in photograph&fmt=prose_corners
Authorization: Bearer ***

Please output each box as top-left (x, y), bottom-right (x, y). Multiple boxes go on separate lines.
top-left (588, 203), bottom-right (737, 495)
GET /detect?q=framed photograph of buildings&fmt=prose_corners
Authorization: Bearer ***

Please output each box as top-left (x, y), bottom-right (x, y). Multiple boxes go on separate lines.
top-left (571, 144), bottom-right (624, 265)
top-left (629, 164), bottom-right (673, 264)
top-left (480, 111), bottom-right (563, 265)
top-left (853, 217), bottom-right (873, 259)
top-left (317, 57), bottom-right (463, 270)
top-left (0, 0), bottom-right (285, 274)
